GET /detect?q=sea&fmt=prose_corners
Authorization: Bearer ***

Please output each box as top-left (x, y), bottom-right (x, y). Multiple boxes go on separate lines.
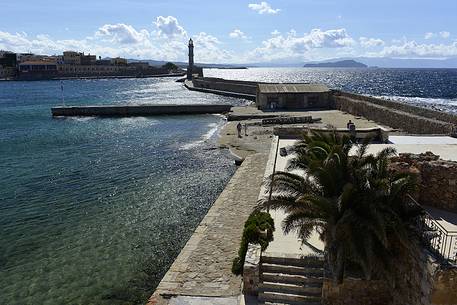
top-left (1, 68), bottom-right (457, 305)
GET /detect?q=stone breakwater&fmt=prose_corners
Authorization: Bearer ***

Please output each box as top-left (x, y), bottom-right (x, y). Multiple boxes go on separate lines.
top-left (332, 92), bottom-right (457, 135)
top-left (51, 104), bottom-right (232, 117)
top-left (186, 77), bottom-right (457, 135)
top-left (148, 153), bottom-right (268, 305)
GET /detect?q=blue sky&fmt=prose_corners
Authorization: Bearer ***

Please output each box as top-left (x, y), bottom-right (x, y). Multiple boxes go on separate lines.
top-left (1, 0), bottom-right (456, 63)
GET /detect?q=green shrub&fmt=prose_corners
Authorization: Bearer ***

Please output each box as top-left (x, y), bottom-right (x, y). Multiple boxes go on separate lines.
top-left (231, 211), bottom-right (274, 275)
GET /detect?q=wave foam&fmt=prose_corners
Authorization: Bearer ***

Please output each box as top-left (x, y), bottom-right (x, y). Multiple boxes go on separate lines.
top-left (180, 122), bottom-right (222, 150)
top-left (378, 95), bottom-right (457, 113)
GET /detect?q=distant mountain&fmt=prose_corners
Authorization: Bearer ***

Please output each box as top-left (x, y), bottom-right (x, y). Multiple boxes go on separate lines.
top-left (303, 60), bottom-right (368, 68)
top-left (127, 58), bottom-right (245, 69)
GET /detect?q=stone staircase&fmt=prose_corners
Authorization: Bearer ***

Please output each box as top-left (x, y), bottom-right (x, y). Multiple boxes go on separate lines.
top-left (258, 254), bottom-right (324, 305)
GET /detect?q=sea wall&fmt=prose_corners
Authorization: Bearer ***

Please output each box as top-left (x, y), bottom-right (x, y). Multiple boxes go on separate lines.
top-left (332, 92), bottom-right (457, 134)
top-left (51, 104), bottom-right (232, 117)
top-left (338, 92), bottom-right (457, 126)
top-left (193, 77), bottom-right (258, 95)
top-left (391, 152), bottom-right (457, 213)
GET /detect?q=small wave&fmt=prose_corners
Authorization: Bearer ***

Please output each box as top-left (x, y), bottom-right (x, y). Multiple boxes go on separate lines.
top-left (119, 117), bottom-right (159, 127)
top-left (180, 122), bottom-right (222, 150)
top-left (378, 95), bottom-right (457, 113)
top-left (67, 116), bottom-right (96, 122)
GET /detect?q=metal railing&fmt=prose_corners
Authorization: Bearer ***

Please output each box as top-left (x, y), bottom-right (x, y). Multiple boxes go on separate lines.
top-left (421, 211), bottom-right (457, 264)
top-left (407, 195), bottom-right (457, 264)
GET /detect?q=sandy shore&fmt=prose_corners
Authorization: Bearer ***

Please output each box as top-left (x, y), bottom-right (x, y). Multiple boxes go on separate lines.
top-left (218, 105), bottom-right (390, 160)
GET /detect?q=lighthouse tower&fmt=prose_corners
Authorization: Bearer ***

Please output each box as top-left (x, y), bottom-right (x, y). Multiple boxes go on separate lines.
top-left (187, 38), bottom-right (194, 80)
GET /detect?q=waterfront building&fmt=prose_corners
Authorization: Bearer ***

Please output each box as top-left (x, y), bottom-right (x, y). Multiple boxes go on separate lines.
top-left (0, 51), bottom-right (17, 67)
top-left (111, 57), bottom-right (127, 66)
top-left (63, 51), bottom-right (82, 65)
top-left (256, 83), bottom-right (331, 110)
top-left (80, 53), bottom-right (97, 65)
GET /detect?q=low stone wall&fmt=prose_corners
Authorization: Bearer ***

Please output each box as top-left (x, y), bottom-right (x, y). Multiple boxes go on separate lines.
top-left (391, 152), bottom-right (457, 213)
top-left (243, 243), bottom-right (261, 295)
top-left (322, 278), bottom-right (391, 305)
top-left (337, 92), bottom-right (457, 126)
top-left (193, 77), bottom-right (258, 95)
top-left (431, 267), bottom-right (457, 305)
top-left (333, 93), bottom-right (456, 134)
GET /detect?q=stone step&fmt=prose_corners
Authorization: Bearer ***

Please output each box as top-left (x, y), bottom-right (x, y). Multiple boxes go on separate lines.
top-left (261, 263), bottom-right (324, 277)
top-left (262, 255), bottom-right (324, 268)
top-left (259, 291), bottom-right (321, 305)
top-left (259, 302), bottom-right (321, 305)
top-left (261, 272), bottom-right (324, 286)
top-left (257, 301), bottom-right (322, 305)
top-left (259, 281), bottom-right (322, 297)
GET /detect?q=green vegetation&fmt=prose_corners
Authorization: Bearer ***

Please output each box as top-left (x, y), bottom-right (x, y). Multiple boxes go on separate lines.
top-left (232, 211), bottom-right (274, 275)
top-left (162, 62), bottom-right (178, 71)
top-left (258, 131), bottom-right (423, 286)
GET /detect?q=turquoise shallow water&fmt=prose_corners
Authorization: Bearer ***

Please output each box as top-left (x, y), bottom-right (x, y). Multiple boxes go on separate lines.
top-left (0, 77), bottom-right (243, 304)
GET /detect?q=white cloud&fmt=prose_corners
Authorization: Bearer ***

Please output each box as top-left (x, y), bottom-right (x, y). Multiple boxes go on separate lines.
top-left (271, 30), bottom-right (281, 36)
top-left (424, 32), bottom-right (435, 40)
top-left (248, 2), bottom-right (281, 15)
top-left (154, 16), bottom-right (187, 38)
top-left (229, 29), bottom-right (248, 40)
top-left (250, 28), bottom-right (354, 62)
top-left (359, 37), bottom-right (385, 48)
top-left (193, 32), bottom-right (233, 63)
top-left (377, 40), bottom-right (457, 58)
top-left (440, 31), bottom-right (450, 39)
top-left (96, 23), bottom-right (150, 44)
top-left (425, 31), bottom-right (451, 40)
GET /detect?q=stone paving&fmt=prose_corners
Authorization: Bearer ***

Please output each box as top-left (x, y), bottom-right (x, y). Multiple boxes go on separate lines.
top-left (148, 153), bottom-right (268, 305)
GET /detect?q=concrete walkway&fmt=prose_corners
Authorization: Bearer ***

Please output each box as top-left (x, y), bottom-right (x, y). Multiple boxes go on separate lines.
top-left (262, 138), bottom-right (325, 257)
top-left (148, 153), bottom-right (268, 305)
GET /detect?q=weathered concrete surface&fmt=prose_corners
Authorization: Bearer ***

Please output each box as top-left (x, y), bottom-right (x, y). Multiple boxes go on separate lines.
top-left (51, 104), bottom-right (232, 117)
top-left (185, 80), bottom-right (256, 101)
top-left (218, 106), bottom-right (388, 160)
top-left (148, 153), bottom-right (268, 305)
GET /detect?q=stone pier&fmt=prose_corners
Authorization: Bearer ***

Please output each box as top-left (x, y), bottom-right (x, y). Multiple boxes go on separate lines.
top-left (148, 153), bottom-right (268, 305)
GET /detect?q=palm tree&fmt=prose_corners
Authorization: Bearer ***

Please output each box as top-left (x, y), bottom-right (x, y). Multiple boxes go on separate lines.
top-left (258, 131), bottom-right (423, 284)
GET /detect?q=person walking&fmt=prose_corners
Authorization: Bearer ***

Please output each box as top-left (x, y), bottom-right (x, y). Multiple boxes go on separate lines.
top-left (236, 122), bottom-right (242, 138)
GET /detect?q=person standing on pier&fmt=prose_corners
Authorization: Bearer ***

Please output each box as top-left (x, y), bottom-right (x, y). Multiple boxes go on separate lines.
top-left (244, 123), bottom-right (248, 136)
top-left (237, 122), bottom-right (242, 138)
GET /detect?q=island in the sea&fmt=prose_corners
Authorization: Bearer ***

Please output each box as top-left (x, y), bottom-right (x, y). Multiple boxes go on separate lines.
top-left (303, 59), bottom-right (368, 68)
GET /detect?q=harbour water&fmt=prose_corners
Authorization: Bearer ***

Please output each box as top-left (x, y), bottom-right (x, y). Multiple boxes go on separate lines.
top-left (1, 68), bottom-right (457, 305)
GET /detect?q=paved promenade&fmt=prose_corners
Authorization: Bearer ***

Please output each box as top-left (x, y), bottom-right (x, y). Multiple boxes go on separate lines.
top-left (148, 153), bottom-right (268, 305)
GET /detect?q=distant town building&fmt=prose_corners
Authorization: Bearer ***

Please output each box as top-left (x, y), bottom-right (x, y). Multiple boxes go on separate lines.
top-left (111, 57), bottom-right (127, 66)
top-left (0, 49), bottom-right (185, 80)
top-left (0, 51), bottom-right (17, 67)
top-left (256, 83), bottom-right (331, 110)
top-left (0, 51), bottom-right (18, 78)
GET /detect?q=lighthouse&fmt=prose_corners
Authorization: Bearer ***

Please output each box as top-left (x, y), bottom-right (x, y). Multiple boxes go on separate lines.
top-left (187, 38), bottom-right (194, 80)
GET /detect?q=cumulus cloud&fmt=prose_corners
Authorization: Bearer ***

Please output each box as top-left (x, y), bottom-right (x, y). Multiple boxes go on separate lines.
top-left (424, 32), bottom-right (435, 40)
top-left (440, 31), bottom-right (451, 39)
top-left (271, 30), bottom-right (281, 36)
top-left (96, 23), bottom-right (149, 44)
top-left (425, 31), bottom-right (451, 40)
top-left (154, 16), bottom-right (187, 38)
top-left (359, 37), bottom-right (385, 48)
top-left (229, 29), bottom-right (248, 39)
top-left (378, 40), bottom-right (457, 58)
top-left (248, 2), bottom-right (280, 14)
top-left (250, 28), bottom-right (354, 61)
